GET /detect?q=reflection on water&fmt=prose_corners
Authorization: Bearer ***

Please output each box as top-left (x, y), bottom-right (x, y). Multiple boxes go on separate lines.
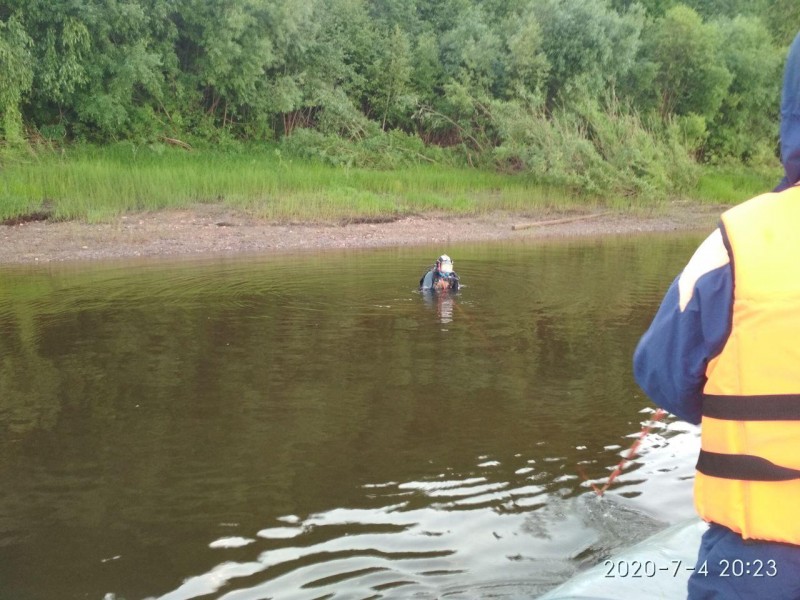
top-left (0, 234), bottom-right (704, 600)
top-left (421, 290), bottom-right (457, 325)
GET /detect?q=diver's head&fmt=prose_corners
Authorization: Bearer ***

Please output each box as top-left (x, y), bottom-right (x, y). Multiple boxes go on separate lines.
top-left (436, 254), bottom-right (454, 274)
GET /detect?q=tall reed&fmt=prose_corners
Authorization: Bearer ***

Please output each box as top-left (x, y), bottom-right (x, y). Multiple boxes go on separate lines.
top-left (0, 144), bottom-right (581, 222)
top-left (0, 144), bottom-right (780, 223)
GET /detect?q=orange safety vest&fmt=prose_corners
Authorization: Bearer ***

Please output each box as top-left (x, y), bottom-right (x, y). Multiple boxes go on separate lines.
top-left (695, 185), bottom-right (800, 544)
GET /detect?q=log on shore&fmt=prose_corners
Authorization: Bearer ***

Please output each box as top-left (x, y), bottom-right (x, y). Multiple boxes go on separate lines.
top-left (511, 211), bottom-right (612, 230)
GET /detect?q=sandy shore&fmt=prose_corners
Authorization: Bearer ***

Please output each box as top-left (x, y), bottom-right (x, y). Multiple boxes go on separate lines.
top-left (0, 203), bottom-right (725, 264)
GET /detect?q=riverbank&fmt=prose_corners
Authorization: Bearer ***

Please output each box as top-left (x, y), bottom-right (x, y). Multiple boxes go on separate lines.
top-left (0, 203), bottom-right (724, 264)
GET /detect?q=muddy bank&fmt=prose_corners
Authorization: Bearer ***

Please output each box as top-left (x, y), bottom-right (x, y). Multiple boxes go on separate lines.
top-left (0, 203), bottom-right (724, 264)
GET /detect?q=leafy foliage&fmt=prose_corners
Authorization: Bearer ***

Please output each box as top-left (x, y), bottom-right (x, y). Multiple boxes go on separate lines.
top-left (643, 6), bottom-right (732, 120)
top-left (531, 0), bottom-right (645, 109)
top-left (706, 16), bottom-right (783, 162)
top-left (491, 96), bottom-right (697, 199)
top-left (0, 0), bottom-right (791, 198)
top-left (0, 14), bottom-right (32, 143)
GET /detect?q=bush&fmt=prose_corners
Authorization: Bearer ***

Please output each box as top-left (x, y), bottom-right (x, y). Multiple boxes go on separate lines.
top-left (280, 127), bottom-right (450, 169)
top-left (491, 97), bottom-right (698, 200)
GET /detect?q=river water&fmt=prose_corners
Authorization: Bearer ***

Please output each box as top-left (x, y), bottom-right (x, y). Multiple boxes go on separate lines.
top-left (0, 234), bottom-right (705, 600)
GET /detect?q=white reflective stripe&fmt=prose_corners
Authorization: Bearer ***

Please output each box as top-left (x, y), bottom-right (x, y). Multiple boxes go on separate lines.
top-left (678, 229), bottom-right (730, 312)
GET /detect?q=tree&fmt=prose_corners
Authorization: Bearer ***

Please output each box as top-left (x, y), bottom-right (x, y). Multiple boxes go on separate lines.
top-left (366, 0), bottom-right (422, 34)
top-left (609, 0), bottom-right (677, 17)
top-left (504, 11), bottom-right (549, 102)
top-left (368, 24), bottom-right (414, 129)
top-left (73, 0), bottom-right (172, 139)
top-left (0, 15), bottom-right (32, 143)
top-left (532, 0), bottom-right (644, 108)
top-left (174, 0), bottom-right (275, 132)
top-left (14, 0), bottom-right (91, 137)
top-left (681, 0), bottom-right (768, 20)
top-left (409, 30), bottom-right (444, 107)
top-left (438, 4), bottom-right (504, 93)
top-left (303, 0), bottom-right (380, 135)
top-left (644, 5), bottom-right (732, 120)
top-left (762, 0), bottom-right (800, 47)
top-left (0, 0), bottom-right (788, 169)
top-left (9, 0), bottom-right (176, 141)
top-left (706, 16), bottom-right (782, 162)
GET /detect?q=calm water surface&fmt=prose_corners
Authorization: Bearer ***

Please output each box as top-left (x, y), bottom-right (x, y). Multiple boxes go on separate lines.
top-left (0, 234), bottom-right (706, 600)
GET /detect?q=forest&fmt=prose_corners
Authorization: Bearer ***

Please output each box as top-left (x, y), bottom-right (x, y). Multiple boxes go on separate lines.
top-left (1, 0), bottom-right (797, 200)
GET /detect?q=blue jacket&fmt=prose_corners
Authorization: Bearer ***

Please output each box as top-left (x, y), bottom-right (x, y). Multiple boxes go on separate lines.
top-left (777, 31), bottom-right (800, 193)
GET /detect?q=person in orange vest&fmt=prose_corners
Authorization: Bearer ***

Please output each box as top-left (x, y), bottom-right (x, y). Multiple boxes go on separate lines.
top-left (634, 32), bottom-right (800, 599)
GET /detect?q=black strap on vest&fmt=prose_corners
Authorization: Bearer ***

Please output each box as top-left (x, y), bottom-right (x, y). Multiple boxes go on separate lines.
top-left (703, 394), bottom-right (800, 421)
top-left (697, 450), bottom-right (800, 481)
top-left (699, 395), bottom-right (800, 481)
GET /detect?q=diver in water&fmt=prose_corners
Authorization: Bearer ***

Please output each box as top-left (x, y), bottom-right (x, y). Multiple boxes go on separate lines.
top-left (419, 254), bottom-right (460, 291)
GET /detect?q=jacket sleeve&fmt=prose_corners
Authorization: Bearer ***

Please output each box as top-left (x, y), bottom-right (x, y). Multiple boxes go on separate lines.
top-left (420, 270), bottom-right (434, 290)
top-left (633, 229), bottom-right (734, 424)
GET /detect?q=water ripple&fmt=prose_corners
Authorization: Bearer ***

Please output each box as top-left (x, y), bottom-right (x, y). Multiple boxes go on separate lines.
top-left (154, 446), bottom-right (682, 600)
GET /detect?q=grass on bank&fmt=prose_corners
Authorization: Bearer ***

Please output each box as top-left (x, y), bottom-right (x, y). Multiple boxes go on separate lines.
top-left (693, 166), bottom-right (781, 204)
top-left (0, 143), bottom-right (783, 224)
top-left (0, 143), bottom-right (581, 223)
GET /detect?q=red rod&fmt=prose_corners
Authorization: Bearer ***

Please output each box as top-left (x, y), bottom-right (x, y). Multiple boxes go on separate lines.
top-left (589, 408), bottom-right (667, 497)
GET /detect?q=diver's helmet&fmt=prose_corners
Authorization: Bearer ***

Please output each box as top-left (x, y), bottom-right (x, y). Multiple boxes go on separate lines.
top-left (437, 254), bottom-right (454, 274)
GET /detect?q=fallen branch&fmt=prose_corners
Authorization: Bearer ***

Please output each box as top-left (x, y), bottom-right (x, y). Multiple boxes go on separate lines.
top-left (512, 211), bottom-right (612, 231)
top-left (160, 136), bottom-right (193, 151)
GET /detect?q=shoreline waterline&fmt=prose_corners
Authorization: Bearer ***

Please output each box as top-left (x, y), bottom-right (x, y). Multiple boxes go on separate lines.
top-left (0, 204), bottom-right (724, 266)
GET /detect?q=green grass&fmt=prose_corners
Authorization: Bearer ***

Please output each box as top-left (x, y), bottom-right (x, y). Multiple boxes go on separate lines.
top-left (0, 143), bottom-right (584, 223)
top-left (0, 143), bottom-right (783, 223)
top-left (693, 165), bottom-right (782, 205)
